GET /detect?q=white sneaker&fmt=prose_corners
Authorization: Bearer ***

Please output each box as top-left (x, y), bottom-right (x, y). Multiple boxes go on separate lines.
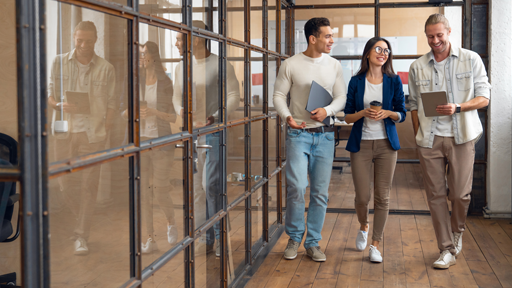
top-left (167, 225), bottom-right (179, 244)
top-left (141, 238), bottom-right (159, 254)
top-left (453, 232), bottom-right (463, 256)
top-left (433, 250), bottom-right (456, 269)
top-left (356, 230), bottom-right (368, 251)
top-left (369, 245), bottom-right (382, 263)
top-left (74, 237), bottom-right (89, 255)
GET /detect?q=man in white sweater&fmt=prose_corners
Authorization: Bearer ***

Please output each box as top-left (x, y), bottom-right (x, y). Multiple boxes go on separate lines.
top-left (174, 21), bottom-right (240, 257)
top-left (273, 17), bottom-right (346, 262)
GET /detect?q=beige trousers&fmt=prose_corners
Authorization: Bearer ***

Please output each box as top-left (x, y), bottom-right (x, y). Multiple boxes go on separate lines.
top-left (350, 139), bottom-right (397, 242)
top-left (417, 136), bottom-right (475, 254)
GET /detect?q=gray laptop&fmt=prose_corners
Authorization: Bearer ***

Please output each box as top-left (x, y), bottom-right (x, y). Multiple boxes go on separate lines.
top-left (305, 81), bottom-right (333, 126)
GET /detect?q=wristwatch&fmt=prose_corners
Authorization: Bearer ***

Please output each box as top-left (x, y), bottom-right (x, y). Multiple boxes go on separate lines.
top-left (455, 103), bottom-right (461, 114)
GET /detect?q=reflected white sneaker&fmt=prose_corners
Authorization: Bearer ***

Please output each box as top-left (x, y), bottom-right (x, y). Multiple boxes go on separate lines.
top-left (141, 238), bottom-right (159, 254)
top-left (453, 232), bottom-right (463, 256)
top-left (167, 225), bottom-right (178, 244)
top-left (356, 230), bottom-right (368, 251)
top-left (369, 245), bottom-right (382, 263)
top-left (216, 240), bottom-right (221, 257)
top-left (433, 250), bottom-right (456, 269)
top-left (74, 237), bottom-right (89, 256)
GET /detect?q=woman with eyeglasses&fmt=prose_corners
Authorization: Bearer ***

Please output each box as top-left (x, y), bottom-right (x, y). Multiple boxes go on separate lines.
top-left (344, 37), bottom-right (406, 263)
top-left (122, 41), bottom-right (179, 253)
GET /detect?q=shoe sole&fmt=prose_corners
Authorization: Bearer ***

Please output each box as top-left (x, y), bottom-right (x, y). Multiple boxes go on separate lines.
top-left (284, 253), bottom-right (297, 260)
top-left (433, 261), bottom-right (456, 269)
top-left (306, 254), bottom-right (326, 262)
top-left (74, 250), bottom-right (89, 256)
top-left (370, 258), bottom-right (383, 263)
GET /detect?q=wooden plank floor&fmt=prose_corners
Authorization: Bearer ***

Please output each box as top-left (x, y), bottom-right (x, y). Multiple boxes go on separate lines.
top-left (246, 215), bottom-right (512, 288)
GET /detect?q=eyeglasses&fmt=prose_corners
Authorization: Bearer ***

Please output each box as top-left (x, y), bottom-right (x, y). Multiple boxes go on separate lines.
top-left (374, 46), bottom-right (391, 56)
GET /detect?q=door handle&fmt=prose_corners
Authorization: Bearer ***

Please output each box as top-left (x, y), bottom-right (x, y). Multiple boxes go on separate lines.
top-left (196, 145), bottom-right (212, 149)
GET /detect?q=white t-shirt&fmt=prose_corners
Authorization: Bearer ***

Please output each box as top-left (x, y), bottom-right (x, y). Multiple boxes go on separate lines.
top-left (70, 61), bottom-right (90, 133)
top-left (141, 82), bottom-right (158, 138)
top-left (432, 58), bottom-right (454, 137)
top-left (362, 79), bottom-right (387, 140)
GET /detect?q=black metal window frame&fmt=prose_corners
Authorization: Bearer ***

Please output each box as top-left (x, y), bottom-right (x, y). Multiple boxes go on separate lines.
top-left (9, 0), bottom-right (296, 287)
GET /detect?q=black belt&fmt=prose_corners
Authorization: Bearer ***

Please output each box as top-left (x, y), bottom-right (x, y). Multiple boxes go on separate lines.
top-left (304, 126), bottom-right (336, 133)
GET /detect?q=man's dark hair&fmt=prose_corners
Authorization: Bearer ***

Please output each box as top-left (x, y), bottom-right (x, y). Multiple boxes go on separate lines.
top-left (304, 17), bottom-right (330, 45)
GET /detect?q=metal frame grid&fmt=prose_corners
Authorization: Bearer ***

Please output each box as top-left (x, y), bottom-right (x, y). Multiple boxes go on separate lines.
top-left (7, 0), bottom-right (295, 287)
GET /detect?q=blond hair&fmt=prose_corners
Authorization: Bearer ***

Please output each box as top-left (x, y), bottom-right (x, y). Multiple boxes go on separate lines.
top-left (424, 13), bottom-right (451, 33)
top-left (73, 21), bottom-right (97, 38)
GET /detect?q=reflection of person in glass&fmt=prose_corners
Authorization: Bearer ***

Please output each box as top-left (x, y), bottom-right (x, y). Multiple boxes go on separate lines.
top-left (47, 21), bottom-right (116, 255)
top-left (122, 41), bottom-right (178, 253)
top-left (173, 21), bottom-right (240, 256)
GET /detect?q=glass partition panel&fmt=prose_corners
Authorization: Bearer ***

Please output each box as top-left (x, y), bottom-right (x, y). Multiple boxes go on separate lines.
top-left (227, 45), bottom-right (244, 122)
top-left (143, 250), bottom-right (185, 287)
top-left (280, 9), bottom-right (286, 55)
top-left (268, 176), bottom-right (278, 226)
top-left (227, 201), bottom-right (246, 284)
top-left (49, 157), bottom-right (130, 287)
top-left (380, 0), bottom-right (463, 2)
top-left (185, 39), bottom-right (222, 129)
top-left (194, 131), bottom-right (223, 237)
top-left (268, 117), bottom-right (277, 173)
top-left (251, 0), bottom-right (263, 47)
top-left (138, 23), bottom-right (185, 140)
top-left (46, 2), bottom-right (129, 164)
top-left (268, 0), bottom-right (277, 52)
top-left (268, 56), bottom-right (277, 110)
top-left (194, 219), bottom-right (222, 288)
top-left (295, 0), bottom-right (372, 5)
top-left (0, 181), bottom-right (21, 287)
top-left (250, 51), bottom-right (264, 117)
top-left (139, 0), bottom-right (183, 24)
top-left (0, 0), bottom-right (18, 168)
top-left (340, 59), bottom-right (362, 91)
top-left (381, 7), bottom-right (462, 56)
top-left (140, 142), bottom-right (185, 268)
top-left (251, 187), bottom-right (263, 255)
top-left (295, 9), bottom-right (375, 56)
top-left (251, 120), bottom-right (263, 183)
top-left (227, 126), bottom-right (246, 204)
top-left (227, 0), bottom-right (245, 41)
top-left (192, 0), bottom-right (219, 34)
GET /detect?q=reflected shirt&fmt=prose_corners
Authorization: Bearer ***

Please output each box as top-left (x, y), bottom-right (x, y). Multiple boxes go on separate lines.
top-left (172, 54), bottom-right (240, 123)
top-left (141, 81), bottom-right (158, 138)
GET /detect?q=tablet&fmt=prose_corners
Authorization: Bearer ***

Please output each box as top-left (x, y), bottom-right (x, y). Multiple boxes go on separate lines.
top-left (420, 91), bottom-right (448, 117)
top-left (305, 81), bottom-right (333, 126)
top-left (66, 91), bottom-right (90, 114)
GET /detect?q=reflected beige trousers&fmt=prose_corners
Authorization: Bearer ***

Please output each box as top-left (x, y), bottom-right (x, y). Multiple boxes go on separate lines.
top-left (55, 132), bottom-right (105, 241)
top-left (417, 136), bottom-right (475, 254)
top-left (350, 139), bottom-right (397, 242)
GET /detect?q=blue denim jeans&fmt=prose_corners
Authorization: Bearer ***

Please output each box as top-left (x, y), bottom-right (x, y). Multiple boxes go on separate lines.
top-left (285, 128), bottom-right (335, 249)
top-left (205, 132), bottom-right (222, 244)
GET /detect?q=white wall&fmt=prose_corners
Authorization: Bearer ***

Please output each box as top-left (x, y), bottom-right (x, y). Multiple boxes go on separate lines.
top-left (487, 0), bottom-right (512, 216)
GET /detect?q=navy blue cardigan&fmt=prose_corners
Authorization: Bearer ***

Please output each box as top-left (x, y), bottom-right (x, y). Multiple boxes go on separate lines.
top-left (344, 73), bottom-right (407, 153)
